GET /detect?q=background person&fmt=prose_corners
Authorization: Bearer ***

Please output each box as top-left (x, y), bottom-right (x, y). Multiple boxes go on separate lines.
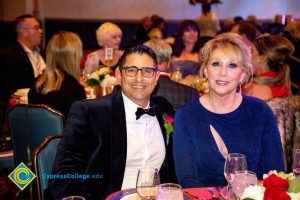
top-left (243, 34), bottom-right (294, 101)
top-left (133, 16), bottom-right (153, 45)
top-left (171, 20), bottom-right (201, 78)
top-left (144, 39), bottom-right (199, 109)
top-left (173, 32), bottom-right (284, 188)
top-left (28, 31), bottom-right (86, 116)
top-left (196, 2), bottom-right (221, 43)
top-left (0, 14), bottom-right (45, 111)
top-left (83, 22), bottom-right (124, 74)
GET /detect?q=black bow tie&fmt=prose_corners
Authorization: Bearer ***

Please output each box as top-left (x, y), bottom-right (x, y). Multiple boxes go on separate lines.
top-left (135, 106), bottom-right (157, 120)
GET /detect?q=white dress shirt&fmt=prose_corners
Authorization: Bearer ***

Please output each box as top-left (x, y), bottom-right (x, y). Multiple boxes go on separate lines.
top-left (19, 41), bottom-right (46, 78)
top-left (121, 92), bottom-right (166, 189)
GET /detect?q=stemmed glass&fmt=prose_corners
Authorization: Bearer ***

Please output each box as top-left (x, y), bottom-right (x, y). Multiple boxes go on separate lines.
top-left (171, 66), bottom-right (182, 82)
top-left (293, 149), bottom-right (300, 176)
top-left (136, 167), bottom-right (160, 200)
top-left (224, 153), bottom-right (247, 199)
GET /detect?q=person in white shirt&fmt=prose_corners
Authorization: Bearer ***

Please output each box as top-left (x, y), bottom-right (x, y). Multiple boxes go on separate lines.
top-left (0, 14), bottom-right (45, 108)
top-left (48, 44), bottom-right (177, 199)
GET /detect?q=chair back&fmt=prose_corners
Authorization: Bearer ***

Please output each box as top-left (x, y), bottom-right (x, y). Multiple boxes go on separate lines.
top-left (33, 135), bottom-right (61, 200)
top-left (8, 104), bottom-right (64, 166)
top-left (266, 95), bottom-right (300, 171)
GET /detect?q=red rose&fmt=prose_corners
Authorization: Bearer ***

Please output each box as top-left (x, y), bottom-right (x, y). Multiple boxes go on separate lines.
top-left (263, 174), bottom-right (291, 200)
top-left (164, 114), bottom-right (174, 124)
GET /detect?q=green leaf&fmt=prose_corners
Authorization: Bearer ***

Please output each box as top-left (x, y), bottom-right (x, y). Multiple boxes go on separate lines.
top-left (287, 175), bottom-right (300, 193)
top-left (86, 79), bottom-right (100, 86)
top-left (242, 198), bottom-right (255, 200)
top-left (99, 74), bottom-right (105, 82)
top-left (164, 123), bottom-right (173, 136)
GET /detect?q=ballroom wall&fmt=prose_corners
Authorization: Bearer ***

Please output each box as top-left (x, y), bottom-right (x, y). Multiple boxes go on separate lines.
top-left (1, 0), bottom-right (300, 21)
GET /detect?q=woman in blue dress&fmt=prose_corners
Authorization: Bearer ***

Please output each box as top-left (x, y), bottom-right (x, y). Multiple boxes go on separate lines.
top-left (173, 32), bottom-right (284, 188)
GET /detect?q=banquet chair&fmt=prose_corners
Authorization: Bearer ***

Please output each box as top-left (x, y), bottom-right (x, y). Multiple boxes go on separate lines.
top-left (32, 135), bottom-right (61, 200)
top-left (8, 104), bottom-right (64, 167)
top-left (266, 95), bottom-right (300, 172)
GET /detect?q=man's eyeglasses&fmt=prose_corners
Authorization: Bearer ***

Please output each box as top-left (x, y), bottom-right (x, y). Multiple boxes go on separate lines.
top-left (24, 25), bottom-right (42, 31)
top-left (120, 66), bottom-right (157, 78)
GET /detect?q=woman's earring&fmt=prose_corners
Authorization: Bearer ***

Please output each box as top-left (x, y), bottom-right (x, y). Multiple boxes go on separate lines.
top-left (236, 82), bottom-right (242, 94)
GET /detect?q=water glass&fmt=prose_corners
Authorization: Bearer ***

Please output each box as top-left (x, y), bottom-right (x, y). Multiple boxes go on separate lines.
top-left (293, 149), bottom-right (300, 176)
top-left (156, 183), bottom-right (183, 200)
top-left (224, 153), bottom-right (247, 199)
top-left (232, 171), bottom-right (257, 198)
top-left (136, 167), bottom-right (160, 200)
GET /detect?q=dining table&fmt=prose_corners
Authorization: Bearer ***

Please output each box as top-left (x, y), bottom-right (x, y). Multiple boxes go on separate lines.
top-left (106, 186), bottom-right (226, 200)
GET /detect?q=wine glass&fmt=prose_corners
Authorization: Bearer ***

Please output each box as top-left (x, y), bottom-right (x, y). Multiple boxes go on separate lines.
top-left (171, 66), bottom-right (182, 82)
top-left (293, 149), bottom-right (300, 176)
top-left (136, 167), bottom-right (160, 200)
top-left (224, 153), bottom-right (247, 199)
top-left (156, 183), bottom-right (184, 200)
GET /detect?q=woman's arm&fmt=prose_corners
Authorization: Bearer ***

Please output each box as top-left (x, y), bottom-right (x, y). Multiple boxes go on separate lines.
top-left (173, 109), bottom-right (200, 188)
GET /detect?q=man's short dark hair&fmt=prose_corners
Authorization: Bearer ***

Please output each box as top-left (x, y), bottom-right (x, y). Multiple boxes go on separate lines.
top-left (119, 45), bottom-right (158, 70)
top-left (14, 14), bottom-right (37, 32)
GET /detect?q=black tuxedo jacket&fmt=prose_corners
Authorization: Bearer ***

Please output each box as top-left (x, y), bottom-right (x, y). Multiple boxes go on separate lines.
top-left (0, 41), bottom-right (35, 103)
top-left (153, 76), bottom-right (199, 110)
top-left (48, 90), bottom-right (176, 200)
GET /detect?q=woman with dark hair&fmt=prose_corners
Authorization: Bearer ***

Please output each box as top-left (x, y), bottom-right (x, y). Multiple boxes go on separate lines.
top-left (171, 20), bottom-right (201, 78)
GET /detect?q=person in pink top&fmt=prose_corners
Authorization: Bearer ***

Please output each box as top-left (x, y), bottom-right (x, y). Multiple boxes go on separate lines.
top-left (243, 34), bottom-right (294, 101)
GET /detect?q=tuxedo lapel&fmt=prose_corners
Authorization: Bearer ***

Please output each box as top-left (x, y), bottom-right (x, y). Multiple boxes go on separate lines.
top-left (152, 102), bottom-right (167, 147)
top-left (110, 90), bottom-right (127, 190)
top-left (15, 41), bottom-right (35, 79)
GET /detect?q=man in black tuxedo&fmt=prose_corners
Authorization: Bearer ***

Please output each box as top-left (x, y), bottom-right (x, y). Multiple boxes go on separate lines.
top-left (48, 45), bottom-right (176, 200)
top-left (0, 14), bottom-right (45, 107)
top-left (144, 39), bottom-right (199, 109)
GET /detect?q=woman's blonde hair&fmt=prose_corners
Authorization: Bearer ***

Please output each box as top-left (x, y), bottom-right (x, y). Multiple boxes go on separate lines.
top-left (199, 32), bottom-right (253, 85)
top-left (253, 34), bottom-right (294, 92)
top-left (35, 31), bottom-right (82, 94)
top-left (96, 22), bottom-right (122, 47)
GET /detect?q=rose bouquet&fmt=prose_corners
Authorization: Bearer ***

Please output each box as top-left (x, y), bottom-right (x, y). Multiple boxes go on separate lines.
top-left (85, 67), bottom-right (118, 97)
top-left (86, 67), bottom-right (116, 88)
top-left (241, 171), bottom-right (300, 200)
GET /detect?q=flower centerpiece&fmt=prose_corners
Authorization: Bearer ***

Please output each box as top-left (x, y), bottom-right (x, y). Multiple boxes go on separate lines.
top-left (241, 171), bottom-right (300, 200)
top-left (163, 114), bottom-right (174, 145)
top-left (86, 67), bottom-right (117, 97)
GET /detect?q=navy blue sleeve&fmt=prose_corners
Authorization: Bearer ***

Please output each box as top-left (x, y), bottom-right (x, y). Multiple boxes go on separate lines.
top-left (173, 108), bottom-right (200, 188)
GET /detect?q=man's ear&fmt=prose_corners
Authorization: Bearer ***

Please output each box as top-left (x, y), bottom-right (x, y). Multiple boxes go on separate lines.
top-left (166, 60), bottom-right (171, 71)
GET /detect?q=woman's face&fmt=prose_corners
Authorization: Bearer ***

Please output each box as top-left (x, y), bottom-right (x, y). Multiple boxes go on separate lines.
top-left (105, 31), bottom-right (122, 50)
top-left (204, 48), bottom-right (246, 96)
top-left (182, 28), bottom-right (198, 44)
